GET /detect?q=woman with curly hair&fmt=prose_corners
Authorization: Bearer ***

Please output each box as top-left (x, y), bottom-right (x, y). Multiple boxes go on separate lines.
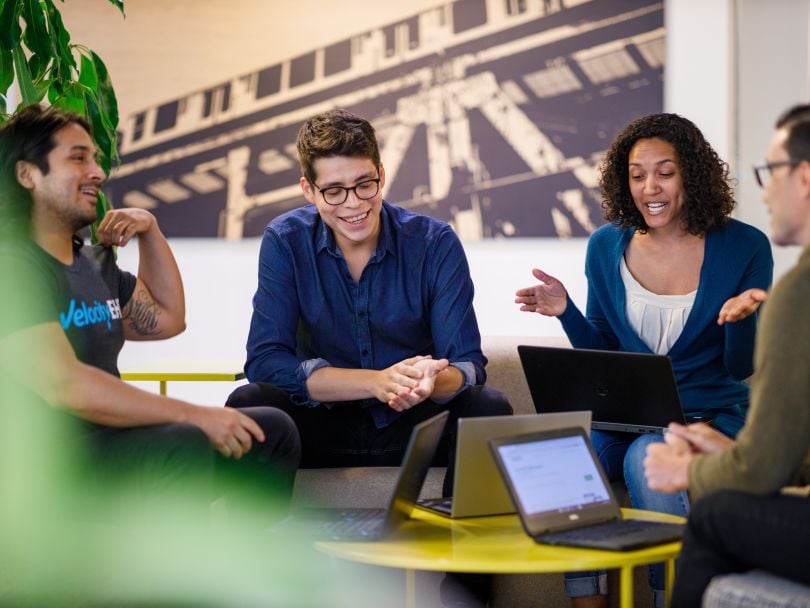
top-left (515, 113), bottom-right (773, 608)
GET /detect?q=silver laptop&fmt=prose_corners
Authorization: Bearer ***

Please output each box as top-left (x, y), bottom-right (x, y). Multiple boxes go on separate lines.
top-left (518, 345), bottom-right (687, 434)
top-left (274, 411), bottom-right (448, 541)
top-left (489, 426), bottom-right (684, 551)
top-left (418, 411), bottom-right (590, 518)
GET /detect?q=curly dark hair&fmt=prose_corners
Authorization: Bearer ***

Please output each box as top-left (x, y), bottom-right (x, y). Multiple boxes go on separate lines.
top-left (599, 113), bottom-right (735, 235)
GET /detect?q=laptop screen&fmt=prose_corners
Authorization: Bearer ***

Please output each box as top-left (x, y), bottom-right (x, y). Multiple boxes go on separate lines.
top-left (495, 434), bottom-right (611, 517)
top-left (490, 427), bottom-right (622, 534)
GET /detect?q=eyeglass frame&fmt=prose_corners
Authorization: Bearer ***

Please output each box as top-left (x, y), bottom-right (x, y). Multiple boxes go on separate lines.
top-left (752, 159), bottom-right (804, 188)
top-left (312, 176), bottom-right (382, 206)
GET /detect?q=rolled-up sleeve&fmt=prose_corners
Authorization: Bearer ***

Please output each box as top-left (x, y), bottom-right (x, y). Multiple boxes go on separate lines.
top-left (427, 228), bottom-right (486, 393)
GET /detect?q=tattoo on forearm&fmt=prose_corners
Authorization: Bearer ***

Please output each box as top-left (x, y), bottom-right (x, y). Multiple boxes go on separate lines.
top-left (124, 290), bottom-right (162, 336)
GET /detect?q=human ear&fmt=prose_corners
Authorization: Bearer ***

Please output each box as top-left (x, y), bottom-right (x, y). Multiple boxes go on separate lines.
top-left (300, 175), bottom-right (316, 204)
top-left (15, 161), bottom-right (37, 190)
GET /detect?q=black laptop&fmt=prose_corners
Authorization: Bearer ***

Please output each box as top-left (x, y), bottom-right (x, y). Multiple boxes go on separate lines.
top-left (273, 411), bottom-right (448, 541)
top-left (489, 427), bottom-right (684, 551)
top-left (518, 345), bottom-right (687, 434)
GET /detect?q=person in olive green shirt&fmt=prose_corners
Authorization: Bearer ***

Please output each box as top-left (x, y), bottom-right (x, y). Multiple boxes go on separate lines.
top-left (643, 104), bottom-right (810, 607)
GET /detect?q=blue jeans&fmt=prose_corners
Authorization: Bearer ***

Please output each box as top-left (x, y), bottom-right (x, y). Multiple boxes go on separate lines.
top-left (564, 430), bottom-right (691, 607)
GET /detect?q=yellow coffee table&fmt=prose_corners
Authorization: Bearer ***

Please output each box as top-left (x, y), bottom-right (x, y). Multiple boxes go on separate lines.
top-left (317, 507), bottom-right (683, 608)
top-left (120, 359), bottom-right (246, 395)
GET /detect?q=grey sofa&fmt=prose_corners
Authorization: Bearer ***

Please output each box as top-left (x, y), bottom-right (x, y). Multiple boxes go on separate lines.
top-left (290, 336), bottom-right (655, 607)
top-left (703, 571), bottom-right (810, 608)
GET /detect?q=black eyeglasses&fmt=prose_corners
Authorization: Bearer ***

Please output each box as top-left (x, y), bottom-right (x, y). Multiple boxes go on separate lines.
top-left (752, 160), bottom-right (803, 188)
top-left (313, 177), bottom-right (381, 206)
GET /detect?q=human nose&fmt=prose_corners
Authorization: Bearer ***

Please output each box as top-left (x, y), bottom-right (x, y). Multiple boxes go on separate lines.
top-left (643, 175), bottom-right (661, 194)
top-left (342, 187), bottom-right (362, 207)
top-left (88, 159), bottom-right (107, 183)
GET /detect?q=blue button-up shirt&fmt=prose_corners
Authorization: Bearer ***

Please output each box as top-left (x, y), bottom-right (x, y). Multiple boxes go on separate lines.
top-left (245, 201), bottom-right (486, 428)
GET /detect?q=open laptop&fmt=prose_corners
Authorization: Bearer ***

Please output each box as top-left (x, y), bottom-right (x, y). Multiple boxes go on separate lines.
top-left (273, 411), bottom-right (448, 541)
top-left (418, 411), bottom-right (590, 518)
top-left (489, 426), bottom-right (684, 551)
top-left (518, 345), bottom-right (687, 434)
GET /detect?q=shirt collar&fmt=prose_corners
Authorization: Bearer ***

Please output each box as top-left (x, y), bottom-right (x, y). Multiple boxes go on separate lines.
top-left (315, 201), bottom-right (397, 261)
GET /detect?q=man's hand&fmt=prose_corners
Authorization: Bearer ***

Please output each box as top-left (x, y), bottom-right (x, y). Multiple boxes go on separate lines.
top-left (644, 440), bottom-right (692, 493)
top-left (370, 355), bottom-right (430, 406)
top-left (187, 406), bottom-right (266, 459)
top-left (665, 421), bottom-right (735, 455)
top-left (97, 208), bottom-right (157, 247)
top-left (515, 268), bottom-right (569, 317)
top-left (717, 288), bottom-right (768, 325)
top-left (386, 357), bottom-right (450, 412)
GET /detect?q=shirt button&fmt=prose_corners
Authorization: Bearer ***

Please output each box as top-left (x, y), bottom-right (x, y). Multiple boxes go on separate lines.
top-left (358, 312), bottom-right (366, 319)
top-left (362, 349), bottom-right (369, 356)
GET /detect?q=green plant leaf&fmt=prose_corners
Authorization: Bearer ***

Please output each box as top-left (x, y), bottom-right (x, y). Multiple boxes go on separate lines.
top-left (78, 49), bottom-right (98, 91)
top-left (0, 0), bottom-right (22, 51)
top-left (26, 51), bottom-right (50, 84)
top-left (0, 48), bottom-right (13, 95)
top-left (21, 0), bottom-right (52, 62)
top-left (12, 45), bottom-right (41, 105)
top-left (105, 0), bottom-right (125, 17)
top-left (90, 50), bottom-right (119, 135)
top-left (51, 80), bottom-right (85, 115)
top-left (90, 190), bottom-right (113, 244)
top-left (0, 93), bottom-right (7, 116)
top-left (84, 89), bottom-right (114, 176)
top-left (42, 0), bottom-right (75, 81)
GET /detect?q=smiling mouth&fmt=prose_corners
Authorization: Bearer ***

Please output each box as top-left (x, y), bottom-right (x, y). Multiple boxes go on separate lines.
top-left (340, 210), bottom-right (370, 225)
top-left (80, 186), bottom-right (99, 199)
top-left (645, 201), bottom-right (668, 215)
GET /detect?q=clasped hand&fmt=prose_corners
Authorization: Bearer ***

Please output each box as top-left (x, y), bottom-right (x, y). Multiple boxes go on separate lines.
top-left (374, 355), bottom-right (449, 412)
top-left (644, 421), bottom-right (735, 492)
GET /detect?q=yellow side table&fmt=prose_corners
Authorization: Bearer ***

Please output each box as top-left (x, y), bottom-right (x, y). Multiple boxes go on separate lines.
top-left (317, 507), bottom-right (683, 608)
top-left (120, 359), bottom-right (246, 395)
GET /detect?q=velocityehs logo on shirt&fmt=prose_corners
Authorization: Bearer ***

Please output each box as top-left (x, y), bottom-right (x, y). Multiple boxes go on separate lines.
top-left (59, 298), bottom-right (122, 331)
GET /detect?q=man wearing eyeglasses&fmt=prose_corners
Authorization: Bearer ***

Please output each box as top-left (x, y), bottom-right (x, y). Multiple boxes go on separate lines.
top-left (644, 104), bottom-right (810, 607)
top-left (229, 110), bottom-right (511, 511)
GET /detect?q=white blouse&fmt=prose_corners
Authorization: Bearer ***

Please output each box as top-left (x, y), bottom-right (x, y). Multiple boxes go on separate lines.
top-left (620, 257), bottom-right (696, 355)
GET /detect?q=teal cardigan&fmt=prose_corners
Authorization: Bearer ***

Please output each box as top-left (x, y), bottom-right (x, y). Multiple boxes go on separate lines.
top-left (558, 219), bottom-right (773, 436)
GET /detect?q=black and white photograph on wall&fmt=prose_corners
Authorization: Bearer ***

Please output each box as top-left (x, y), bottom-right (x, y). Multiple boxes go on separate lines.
top-left (106, 0), bottom-right (664, 240)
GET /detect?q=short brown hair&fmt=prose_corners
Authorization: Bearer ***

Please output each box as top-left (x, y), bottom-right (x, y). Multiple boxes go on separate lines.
top-left (296, 109), bottom-right (380, 185)
top-left (599, 113), bottom-right (735, 235)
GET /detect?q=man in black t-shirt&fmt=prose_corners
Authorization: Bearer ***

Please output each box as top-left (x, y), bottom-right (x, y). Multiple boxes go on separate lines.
top-left (0, 105), bottom-right (300, 512)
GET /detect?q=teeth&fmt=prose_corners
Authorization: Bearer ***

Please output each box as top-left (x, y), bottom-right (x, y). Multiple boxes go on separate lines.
top-left (646, 201), bottom-right (667, 215)
top-left (343, 211), bottom-right (369, 224)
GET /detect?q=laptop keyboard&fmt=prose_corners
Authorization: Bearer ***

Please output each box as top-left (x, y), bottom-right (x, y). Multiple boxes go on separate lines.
top-left (418, 497), bottom-right (453, 514)
top-left (539, 518), bottom-right (683, 548)
top-left (307, 508), bottom-right (387, 540)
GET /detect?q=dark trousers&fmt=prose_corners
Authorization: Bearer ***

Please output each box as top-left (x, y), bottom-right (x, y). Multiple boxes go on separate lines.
top-left (672, 489), bottom-right (810, 607)
top-left (79, 406), bottom-right (301, 518)
top-left (226, 383), bottom-right (512, 498)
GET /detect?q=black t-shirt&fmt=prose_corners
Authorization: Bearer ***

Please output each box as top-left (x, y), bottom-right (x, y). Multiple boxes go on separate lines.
top-left (0, 240), bottom-right (137, 377)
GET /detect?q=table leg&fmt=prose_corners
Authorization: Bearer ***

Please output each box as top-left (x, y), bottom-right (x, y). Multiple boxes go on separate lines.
top-left (159, 380), bottom-right (167, 396)
top-left (405, 569), bottom-right (415, 608)
top-left (619, 565), bottom-right (634, 608)
top-left (664, 558), bottom-right (675, 608)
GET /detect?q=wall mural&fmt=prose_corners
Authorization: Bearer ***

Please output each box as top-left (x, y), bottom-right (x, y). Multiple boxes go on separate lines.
top-left (107, 0), bottom-right (664, 240)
